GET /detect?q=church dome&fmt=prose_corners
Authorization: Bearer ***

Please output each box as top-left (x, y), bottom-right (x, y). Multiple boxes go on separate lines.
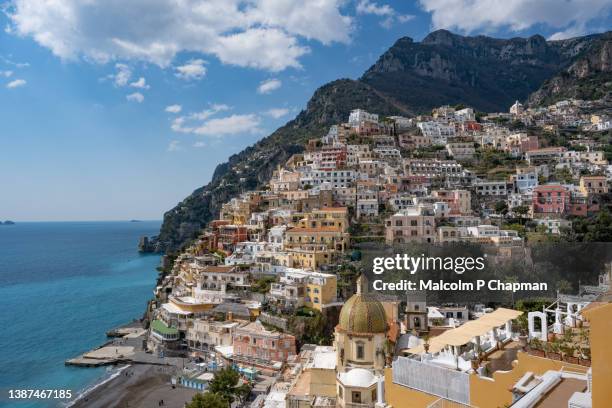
top-left (338, 368), bottom-right (377, 388)
top-left (338, 292), bottom-right (388, 334)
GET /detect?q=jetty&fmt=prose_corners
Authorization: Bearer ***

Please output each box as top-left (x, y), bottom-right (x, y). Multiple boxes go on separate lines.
top-left (66, 324), bottom-right (184, 368)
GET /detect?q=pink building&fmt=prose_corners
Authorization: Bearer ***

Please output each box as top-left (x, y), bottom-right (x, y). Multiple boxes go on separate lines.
top-left (431, 189), bottom-right (471, 215)
top-left (232, 320), bottom-right (296, 364)
top-left (532, 185), bottom-right (569, 216)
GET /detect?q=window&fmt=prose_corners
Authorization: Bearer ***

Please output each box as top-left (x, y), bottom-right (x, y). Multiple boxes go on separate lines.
top-left (352, 391), bottom-right (362, 403)
top-left (356, 342), bottom-right (365, 360)
top-left (338, 386), bottom-right (343, 399)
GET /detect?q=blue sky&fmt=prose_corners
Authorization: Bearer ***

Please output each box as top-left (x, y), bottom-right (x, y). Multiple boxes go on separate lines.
top-left (1, 0), bottom-right (610, 221)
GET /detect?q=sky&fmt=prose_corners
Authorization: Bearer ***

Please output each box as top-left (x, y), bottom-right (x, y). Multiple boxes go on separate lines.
top-left (1, 0), bottom-right (610, 221)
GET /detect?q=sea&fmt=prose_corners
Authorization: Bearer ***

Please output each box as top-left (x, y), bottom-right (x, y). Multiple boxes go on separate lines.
top-left (0, 221), bottom-right (161, 408)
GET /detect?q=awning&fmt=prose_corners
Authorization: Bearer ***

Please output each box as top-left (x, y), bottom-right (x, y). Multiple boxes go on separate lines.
top-left (408, 308), bottom-right (523, 354)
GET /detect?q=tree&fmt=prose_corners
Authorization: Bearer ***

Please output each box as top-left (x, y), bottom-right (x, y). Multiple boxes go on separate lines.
top-left (513, 205), bottom-right (530, 224)
top-left (208, 368), bottom-right (251, 405)
top-left (495, 201), bottom-right (508, 215)
top-left (186, 392), bottom-right (228, 408)
top-left (556, 279), bottom-right (573, 295)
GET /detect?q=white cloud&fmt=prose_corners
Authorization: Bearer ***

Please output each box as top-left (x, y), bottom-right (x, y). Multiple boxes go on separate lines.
top-left (193, 114), bottom-right (260, 137)
top-left (167, 140), bottom-right (181, 152)
top-left (171, 104), bottom-right (260, 137)
top-left (213, 28), bottom-right (309, 71)
top-left (126, 92), bottom-right (144, 103)
top-left (357, 0), bottom-right (394, 16)
top-left (111, 63), bottom-right (131, 87)
top-left (0, 70), bottom-right (13, 77)
top-left (264, 108), bottom-right (289, 118)
top-left (0, 56), bottom-right (29, 68)
top-left (191, 104), bottom-right (230, 121)
top-left (258, 78), bottom-right (282, 94)
top-left (175, 59), bottom-right (207, 80)
top-left (193, 141), bottom-right (206, 148)
top-left (171, 104), bottom-right (231, 133)
top-left (6, 79), bottom-right (26, 88)
top-left (356, 0), bottom-right (414, 28)
top-left (7, 0), bottom-right (352, 71)
top-left (165, 104), bottom-right (182, 114)
top-left (419, 0), bottom-right (611, 38)
top-left (129, 77), bottom-right (150, 89)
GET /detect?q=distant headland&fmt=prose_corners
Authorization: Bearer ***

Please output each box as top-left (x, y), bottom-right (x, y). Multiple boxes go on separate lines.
top-left (1, 220), bottom-right (15, 225)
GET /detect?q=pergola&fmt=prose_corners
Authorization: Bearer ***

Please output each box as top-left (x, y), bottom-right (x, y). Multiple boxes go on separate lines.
top-left (408, 308), bottom-right (523, 356)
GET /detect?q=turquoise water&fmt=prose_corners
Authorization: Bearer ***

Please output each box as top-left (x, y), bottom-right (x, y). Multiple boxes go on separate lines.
top-left (0, 221), bottom-right (161, 407)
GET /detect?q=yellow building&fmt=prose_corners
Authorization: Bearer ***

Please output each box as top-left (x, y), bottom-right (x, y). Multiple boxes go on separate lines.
top-left (219, 198), bottom-right (252, 225)
top-left (307, 207), bottom-right (350, 231)
top-left (288, 246), bottom-right (335, 270)
top-left (286, 346), bottom-right (338, 407)
top-left (285, 207), bottom-right (349, 252)
top-left (383, 301), bottom-right (612, 408)
top-left (305, 272), bottom-right (337, 311)
top-left (582, 301), bottom-right (612, 408)
top-left (579, 175), bottom-right (608, 196)
top-left (284, 208), bottom-right (350, 252)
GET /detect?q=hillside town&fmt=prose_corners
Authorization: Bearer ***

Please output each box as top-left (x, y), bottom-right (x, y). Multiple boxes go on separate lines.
top-left (138, 98), bottom-right (612, 408)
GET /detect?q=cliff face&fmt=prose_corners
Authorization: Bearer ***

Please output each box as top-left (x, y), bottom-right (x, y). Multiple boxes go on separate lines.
top-left (153, 80), bottom-right (410, 253)
top-left (360, 29), bottom-right (595, 112)
top-left (147, 30), bottom-right (611, 253)
top-left (528, 32), bottom-right (612, 106)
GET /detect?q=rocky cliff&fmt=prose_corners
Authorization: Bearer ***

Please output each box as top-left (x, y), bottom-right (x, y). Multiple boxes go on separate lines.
top-left (361, 29), bottom-right (610, 112)
top-left (144, 30), bottom-right (611, 253)
top-left (528, 32), bottom-right (612, 106)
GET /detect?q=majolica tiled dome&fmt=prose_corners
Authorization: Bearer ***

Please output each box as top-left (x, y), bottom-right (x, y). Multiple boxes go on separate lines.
top-left (338, 292), bottom-right (388, 334)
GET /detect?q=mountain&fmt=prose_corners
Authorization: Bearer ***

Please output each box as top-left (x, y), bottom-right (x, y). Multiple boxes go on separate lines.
top-left (361, 29), bottom-right (610, 112)
top-left (146, 30), bottom-right (611, 254)
top-left (528, 32), bottom-right (612, 106)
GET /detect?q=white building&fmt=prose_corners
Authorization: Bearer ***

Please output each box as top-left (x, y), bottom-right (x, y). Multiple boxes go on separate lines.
top-left (348, 109), bottom-right (378, 127)
top-left (417, 121), bottom-right (456, 145)
top-left (300, 169), bottom-right (357, 189)
top-left (510, 100), bottom-right (524, 116)
top-left (455, 107), bottom-right (475, 122)
top-left (513, 167), bottom-right (538, 193)
top-left (474, 180), bottom-right (508, 196)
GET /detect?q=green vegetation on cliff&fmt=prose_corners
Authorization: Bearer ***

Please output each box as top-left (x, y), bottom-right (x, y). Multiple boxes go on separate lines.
top-left (151, 30), bottom-right (612, 253)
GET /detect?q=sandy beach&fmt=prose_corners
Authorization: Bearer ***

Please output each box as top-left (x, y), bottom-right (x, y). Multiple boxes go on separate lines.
top-left (70, 364), bottom-right (200, 408)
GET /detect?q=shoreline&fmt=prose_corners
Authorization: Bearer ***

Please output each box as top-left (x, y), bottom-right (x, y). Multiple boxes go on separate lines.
top-left (68, 364), bottom-right (199, 408)
top-left (65, 365), bottom-right (131, 407)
